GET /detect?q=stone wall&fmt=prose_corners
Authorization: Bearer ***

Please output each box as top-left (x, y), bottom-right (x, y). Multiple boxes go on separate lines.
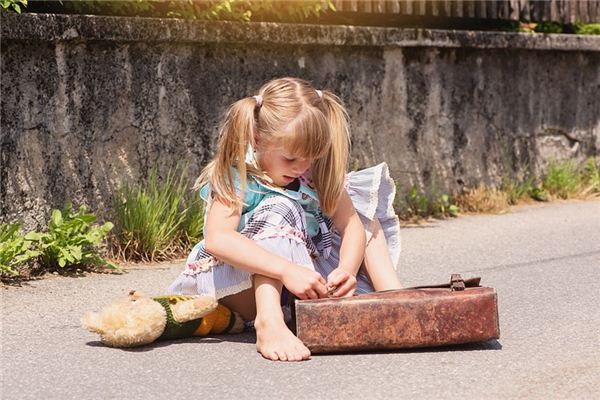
top-left (1, 13), bottom-right (599, 229)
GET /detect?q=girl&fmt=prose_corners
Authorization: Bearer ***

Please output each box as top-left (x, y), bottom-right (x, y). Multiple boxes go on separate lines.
top-left (166, 77), bottom-right (402, 361)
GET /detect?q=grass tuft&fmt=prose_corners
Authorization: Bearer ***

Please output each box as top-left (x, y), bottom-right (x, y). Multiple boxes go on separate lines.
top-left (112, 164), bottom-right (203, 262)
top-left (542, 160), bottom-right (583, 199)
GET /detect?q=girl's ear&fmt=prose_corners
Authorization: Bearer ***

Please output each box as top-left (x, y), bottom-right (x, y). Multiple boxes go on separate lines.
top-left (253, 131), bottom-right (260, 148)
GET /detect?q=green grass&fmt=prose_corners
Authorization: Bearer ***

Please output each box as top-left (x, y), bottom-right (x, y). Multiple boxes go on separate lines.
top-left (575, 23), bottom-right (600, 35)
top-left (581, 157), bottom-right (600, 194)
top-left (113, 164), bottom-right (203, 262)
top-left (542, 160), bottom-right (583, 199)
top-left (393, 157), bottom-right (598, 223)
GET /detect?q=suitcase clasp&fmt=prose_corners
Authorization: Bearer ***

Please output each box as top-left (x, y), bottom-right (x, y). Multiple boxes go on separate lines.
top-left (450, 274), bottom-right (466, 291)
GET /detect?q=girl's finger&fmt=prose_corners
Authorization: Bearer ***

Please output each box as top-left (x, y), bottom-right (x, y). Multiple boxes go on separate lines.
top-left (306, 289), bottom-right (319, 300)
top-left (335, 278), bottom-right (356, 297)
top-left (296, 291), bottom-right (308, 300)
top-left (329, 272), bottom-right (348, 287)
top-left (314, 283), bottom-right (328, 298)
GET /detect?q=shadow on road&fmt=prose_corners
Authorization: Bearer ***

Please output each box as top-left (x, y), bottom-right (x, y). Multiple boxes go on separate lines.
top-left (84, 332), bottom-right (257, 351)
top-left (86, 335), bottom-right (501, 354)
top-left (309, 339), bottom-right (503, 357)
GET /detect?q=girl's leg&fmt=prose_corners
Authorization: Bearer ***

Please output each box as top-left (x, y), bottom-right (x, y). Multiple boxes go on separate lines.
top-left (253, 274), bottom-right (310, 361)
top-left (219, 287), bottom-right (257, 322)
top-left (219, 275), bottom-right (310, 362)
top-left (362, 217), bottom-right (402, 291)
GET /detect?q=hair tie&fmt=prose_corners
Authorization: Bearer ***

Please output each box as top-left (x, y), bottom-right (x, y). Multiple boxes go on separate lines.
top-left (316, 90), bottom-right (323, 99)
top-left (253, 95), bottom-right (263, 108)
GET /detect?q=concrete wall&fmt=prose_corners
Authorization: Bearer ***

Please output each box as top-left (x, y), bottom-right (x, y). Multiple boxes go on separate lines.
top-left (1, 13), bottom-right (599, 229)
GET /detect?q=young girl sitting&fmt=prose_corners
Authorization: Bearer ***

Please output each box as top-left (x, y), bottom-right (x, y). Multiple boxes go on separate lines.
top-left (166, 77), bottom-right (402, 361)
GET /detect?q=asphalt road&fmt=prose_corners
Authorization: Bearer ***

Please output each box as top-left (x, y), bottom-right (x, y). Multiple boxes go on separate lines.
top-left (2, 200), bottom-right (599, 400)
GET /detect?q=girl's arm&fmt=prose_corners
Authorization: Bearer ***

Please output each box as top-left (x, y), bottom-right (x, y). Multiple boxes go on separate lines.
top-left (328, 189), bottom-right (366, 296)
top-left (204, 198), bottom-right (328, 299)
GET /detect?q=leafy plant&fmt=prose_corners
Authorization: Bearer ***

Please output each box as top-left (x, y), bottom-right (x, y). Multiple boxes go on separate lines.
top-left (501, 175), bottom-right (548, 204)
top-left (24, 204), bottom-right (116, 271)
top-left (528, 184), bottom-right (549, 202)
top-left (574, 23), bottom-right (600, 35)
top-left (395, 183), bottom-right (458, 221)
top-left (65, 0), bottom-right (154, 16)
top-left (53, 0), bottom-right (335, 22)
top-left (0, 0), bottom-right (26, 13)
top-left (113, 163), bottom-right (201, 262)
top-left (0, 223), bottom-right (40, 277)
top-left (167, 0), bottom-right (335, 22)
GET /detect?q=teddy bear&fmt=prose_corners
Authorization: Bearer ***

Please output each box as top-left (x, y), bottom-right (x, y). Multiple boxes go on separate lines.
top-left (81, 290), bottom-right (245, 348)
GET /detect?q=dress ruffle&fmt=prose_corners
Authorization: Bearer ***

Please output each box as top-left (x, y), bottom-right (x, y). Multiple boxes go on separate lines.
top-left (346, 162), bottom-right (401, 270)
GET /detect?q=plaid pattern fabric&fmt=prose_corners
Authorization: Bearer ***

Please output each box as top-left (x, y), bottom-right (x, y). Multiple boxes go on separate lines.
top-left (187, 194), bottom-right (326, 273)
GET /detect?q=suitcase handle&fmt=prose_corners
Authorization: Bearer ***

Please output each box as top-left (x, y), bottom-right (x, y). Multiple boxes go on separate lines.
top-left (407, 275), bottom-right (481, 291)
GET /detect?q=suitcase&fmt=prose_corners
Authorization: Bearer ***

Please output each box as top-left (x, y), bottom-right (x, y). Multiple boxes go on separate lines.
top-left (292, 274), bottom-right (500, 353)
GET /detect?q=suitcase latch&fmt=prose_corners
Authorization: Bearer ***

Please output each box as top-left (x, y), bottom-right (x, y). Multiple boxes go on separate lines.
top-left (450, 274), bottom-right (466, 291)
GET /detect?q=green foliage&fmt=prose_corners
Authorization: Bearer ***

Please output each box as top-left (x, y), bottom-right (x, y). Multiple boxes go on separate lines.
top-left (166, 0), bottom-right (336, 22)
top-left (113, 164), bottom-right (202, 262)
top-left (1, 206), bottom-right (116, 280)
top-left (533, 21), bottom-right (563, 34)
top-left (25, 204), bottom-right (116, 270)
top-left (501, 175), bottom-right (548, 204)
top-left (582, 157), bottom-right (600, 193)
top-left (395, 183), bottom-right (458, 221)
top-left (574, 23), bottom-right (600, 35)
top-left (166, 0), bottom-right (253, 21)
top-left (57, 0), bottom-right (335, 22)
top-left (0, 0), bottom-right (27, 14)
top-left (510, 21), bottom-right (600, 35)
top-left (0, 224), bottom-right (40, 276)
top-left (65, 0), bottom-right (153, 16)
top-left (542, 160), bottom-right (583, 199)
top-left (528, 185), bottom-right (549, 202)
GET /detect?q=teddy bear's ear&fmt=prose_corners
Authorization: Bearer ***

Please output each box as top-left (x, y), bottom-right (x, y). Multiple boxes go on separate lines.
top-left (81, 312), bottom-right (105, 334)
top-left (171, 296), bottom-right (218, 323)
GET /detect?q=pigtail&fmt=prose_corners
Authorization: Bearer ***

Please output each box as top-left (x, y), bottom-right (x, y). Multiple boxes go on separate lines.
top-left (195, 97), bottom-right (257, 210)
top-left (311, 91), bottom-right (351, 216)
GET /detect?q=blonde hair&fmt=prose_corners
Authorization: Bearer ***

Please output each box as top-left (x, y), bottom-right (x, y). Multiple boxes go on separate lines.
top-left (196, 77), bottom-right (351, 216)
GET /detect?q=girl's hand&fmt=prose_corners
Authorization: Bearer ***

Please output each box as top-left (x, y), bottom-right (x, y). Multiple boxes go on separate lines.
top-left (326, 268), bottom-right (357, 298)
top-left (281, 264), bottom-right (328, 300)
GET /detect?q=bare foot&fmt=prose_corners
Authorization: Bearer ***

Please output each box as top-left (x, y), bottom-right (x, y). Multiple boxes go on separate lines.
top-left (255, 317), bottom-right (311, 361)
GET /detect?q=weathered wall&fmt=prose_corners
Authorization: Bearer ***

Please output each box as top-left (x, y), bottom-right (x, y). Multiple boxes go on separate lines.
top-left (1, 13), bottom-right (599, 229)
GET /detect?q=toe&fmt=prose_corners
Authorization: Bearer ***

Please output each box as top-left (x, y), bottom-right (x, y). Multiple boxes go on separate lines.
top-left (274, 351), bottom-right (287, 361)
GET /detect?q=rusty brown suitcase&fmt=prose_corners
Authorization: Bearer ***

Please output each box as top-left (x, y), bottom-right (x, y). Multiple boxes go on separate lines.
top-left (292, 274), bottom-right (500, 353)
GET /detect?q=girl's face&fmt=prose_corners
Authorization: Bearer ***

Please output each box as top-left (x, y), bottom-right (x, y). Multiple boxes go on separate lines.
top-left (255, 143), bottom-right (312, 187)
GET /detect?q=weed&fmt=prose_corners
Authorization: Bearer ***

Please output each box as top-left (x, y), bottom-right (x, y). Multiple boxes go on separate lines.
top-left (0, 223), bottom-right (40, 277)
top-left (113, 164), bottom-right (201, 262)
top-left (542, 160), bottom-right (583, 199)
top-left (25, 204), bottom-right (116, 271)
top-left (581, 157), bottom-right (600, 195)
top-left (395, 182), bottom-right (458, 222)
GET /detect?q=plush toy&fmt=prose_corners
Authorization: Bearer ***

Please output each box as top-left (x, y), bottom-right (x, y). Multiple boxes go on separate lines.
top-left (81, 290), bottom-right (245, 348)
